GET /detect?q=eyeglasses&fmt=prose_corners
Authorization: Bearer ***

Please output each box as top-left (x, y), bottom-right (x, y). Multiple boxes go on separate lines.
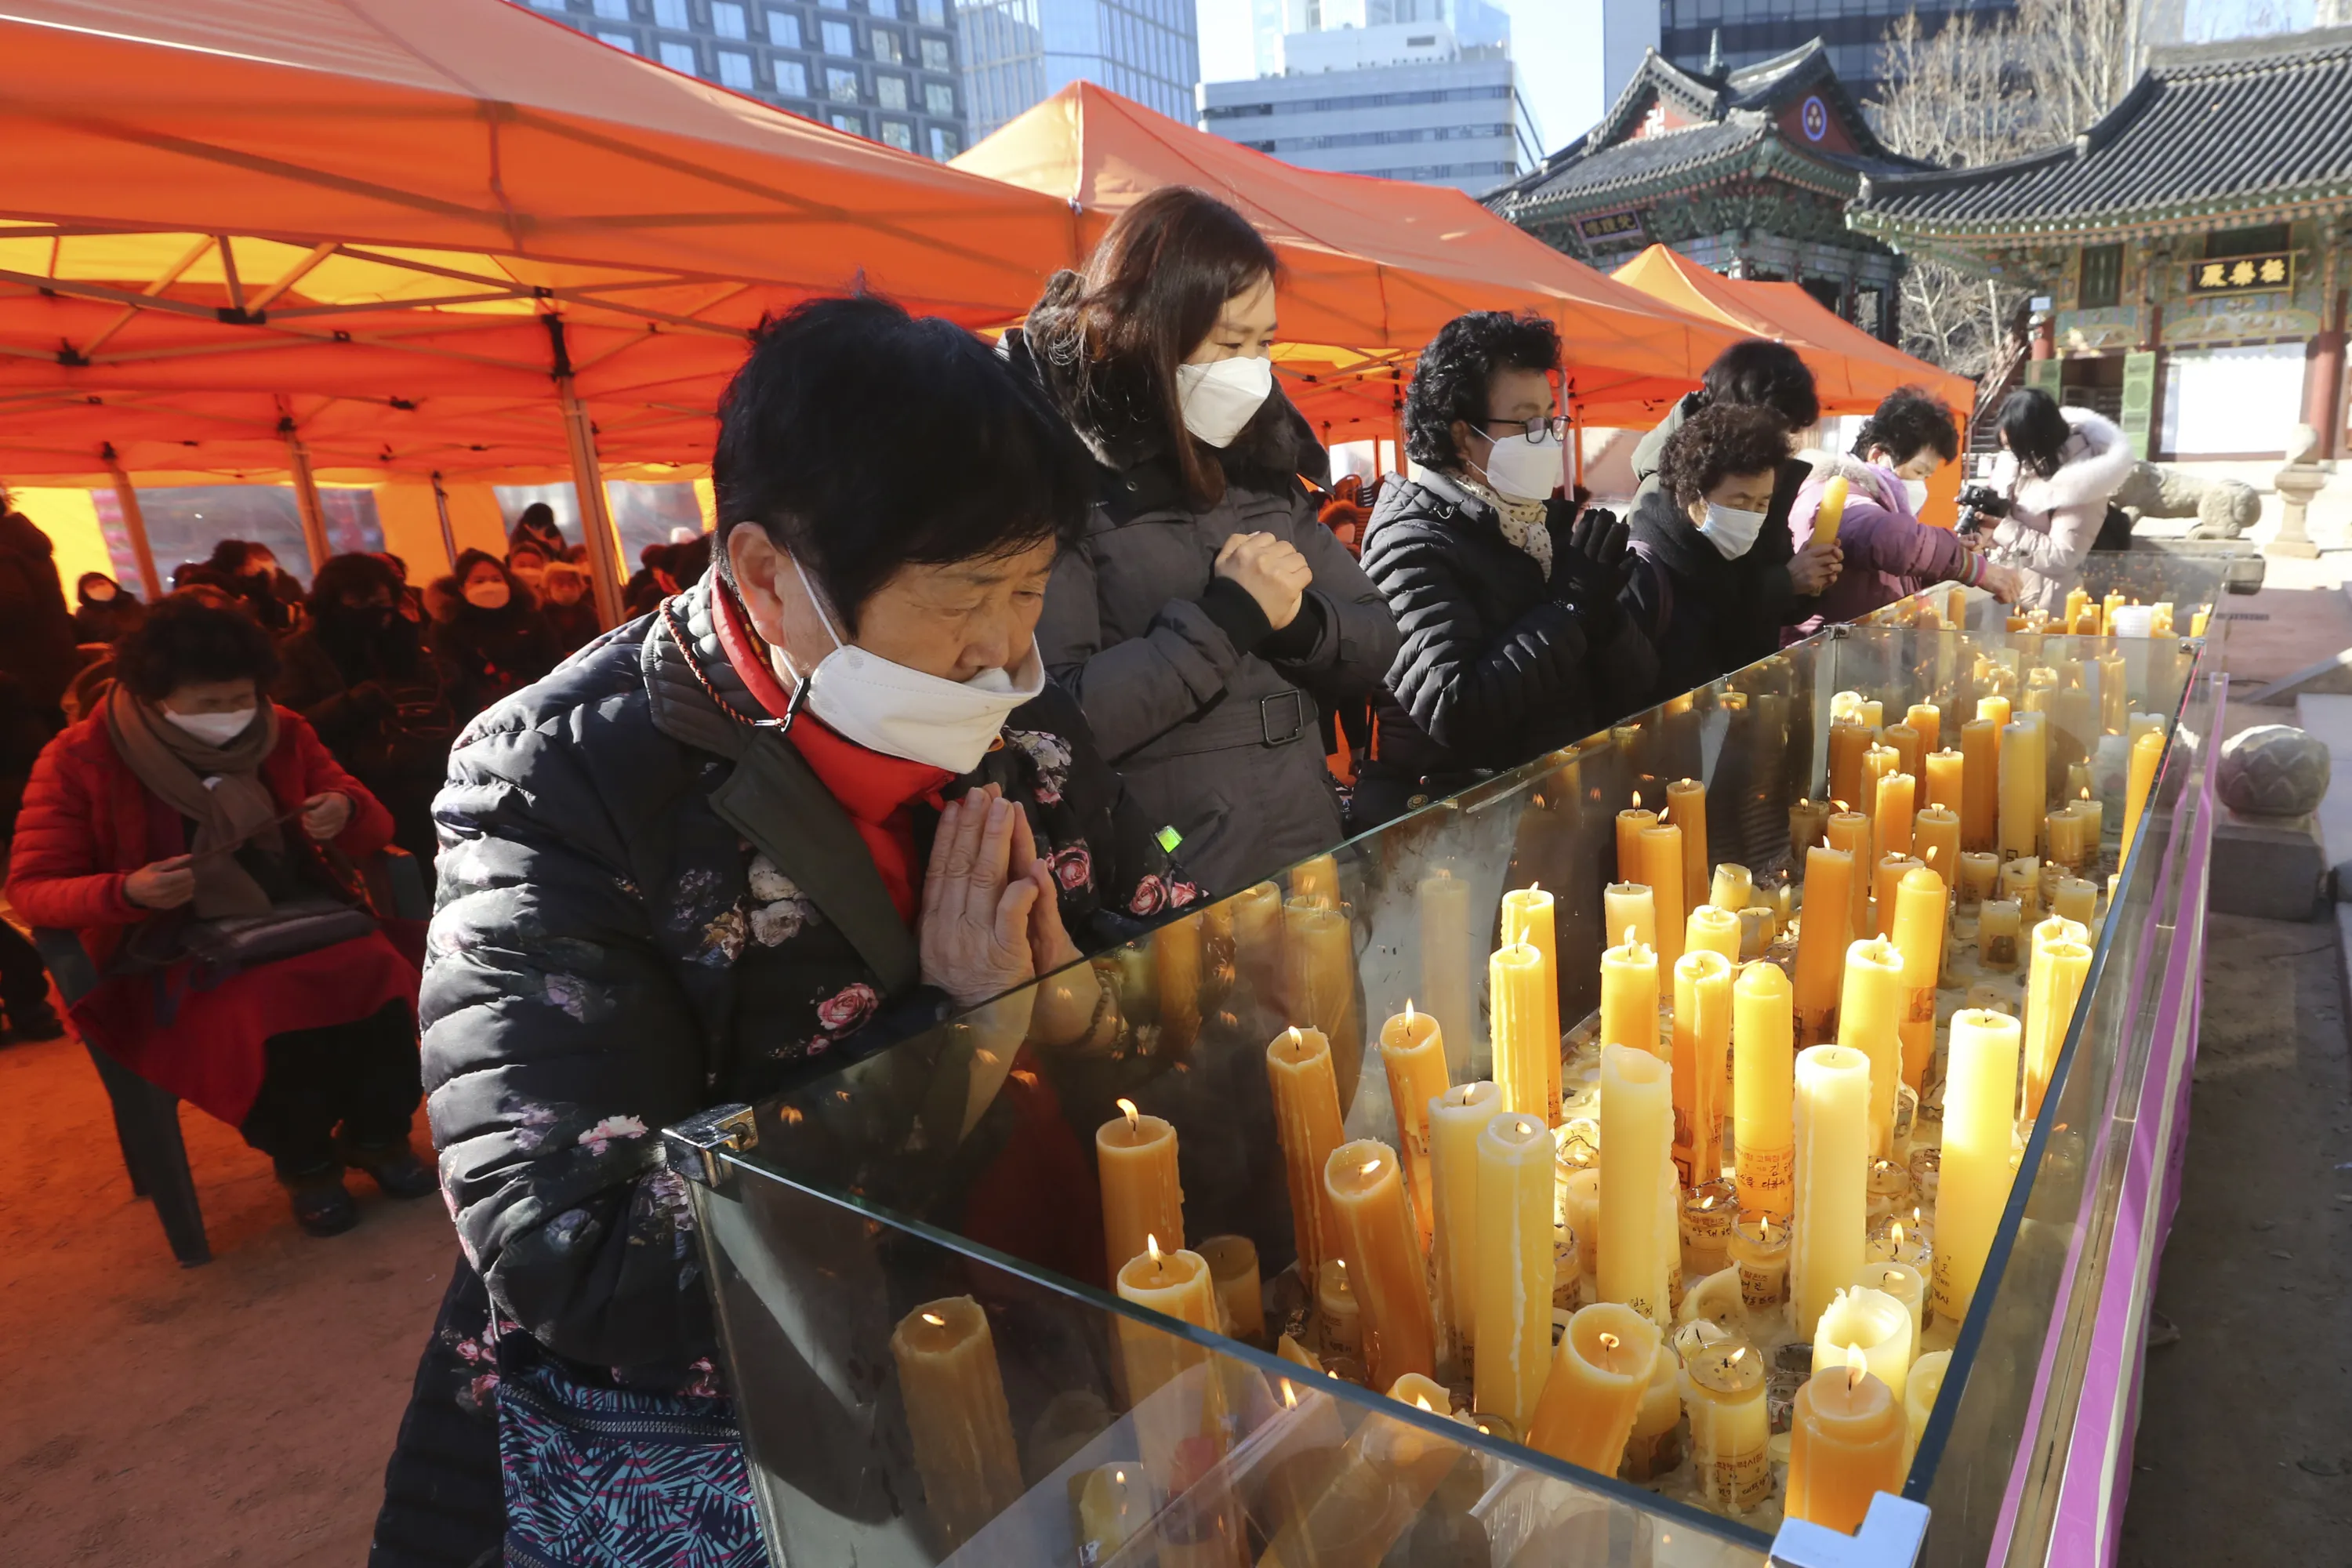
top-left (1482, 414), bottom-right (1569, 444)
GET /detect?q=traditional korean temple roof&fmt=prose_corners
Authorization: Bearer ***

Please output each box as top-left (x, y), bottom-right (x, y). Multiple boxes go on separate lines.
top-left (1851, 26), bottom-right (2352, 247)
top-left (1490, 41), bottom-right (1924, 223)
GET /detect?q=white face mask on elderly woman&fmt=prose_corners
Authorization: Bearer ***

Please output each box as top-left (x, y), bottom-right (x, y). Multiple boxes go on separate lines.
top-left (1477, 428), bottom-right (1565, 504)
top-left (162, 707), bottom-right (258, 746)
top-left (1175, 356), bottom-right (1274, 448)
top-left (781, 556), bottom-right (1044, 774)
top-left (1697, 502), bottom-right (1768, 559)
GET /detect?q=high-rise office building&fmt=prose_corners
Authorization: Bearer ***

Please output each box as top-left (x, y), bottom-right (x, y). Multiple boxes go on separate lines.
top-left (958, 2), bottom-right (1202, 142)
top-left (517, 0), bottom-right (972, 162)
top-left (1200, 3), bottom-right (1541, 195)
top-left (1600, 0), bottom-right (2016, 104)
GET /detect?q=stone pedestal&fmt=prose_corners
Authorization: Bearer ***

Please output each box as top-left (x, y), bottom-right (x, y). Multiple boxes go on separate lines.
top-left (2271, 422), bottom-right (2327, 559)
top-left (2209, 813), bottom-right (2328, 919)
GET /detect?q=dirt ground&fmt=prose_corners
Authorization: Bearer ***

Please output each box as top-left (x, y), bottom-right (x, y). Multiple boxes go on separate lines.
top-left (2118, 911), bottom-right (2352, 1566)
top-left (0, 1033), bottom-right (451, 1567)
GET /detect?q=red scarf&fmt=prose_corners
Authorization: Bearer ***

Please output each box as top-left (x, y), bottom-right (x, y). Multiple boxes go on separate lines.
top-left (712, 587), bottom-right (950, 923)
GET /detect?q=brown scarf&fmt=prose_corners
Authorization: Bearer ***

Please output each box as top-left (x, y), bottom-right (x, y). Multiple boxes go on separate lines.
top-left (104, 685), bottom-right (286, 919)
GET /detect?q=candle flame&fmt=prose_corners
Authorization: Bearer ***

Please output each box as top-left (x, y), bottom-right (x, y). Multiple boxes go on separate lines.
top-left (1845, 1341), bottom-right (1869, 1389)
top-left (1892, 1222), bottom-right (1907, 1245)
top-left (1118, 1098), bottom-right (1140, 1131)
top-left (1886, 1269), bottom-right (1904, 1286)
top-left (920, 1312), bottom-right (947, 1327)
top-left (1404, 998), bottom-right (1416, 1025)
top-left (1286, 1026), bottom-right (1301, 1049)
top-left (1516, 1119), bottom-right (1537, 1137)
top-left (1359, 1156), bottom-right (1381, 1177)
top-left (1728, 1345), bottom-right (1749, 1367)
top-left (1280, 1380), bottom-right (1297, 1409)
top-left (1114, 1468), bottom-right (1127, 1484)
top-left (1624, 925), bottom-right (1637, 949)
top-left (1833, 800), bottom-right (1849, 812)
top-left (1145, 1233), bottom-right (1163, 1262)
top-left (2081, 786), bottom-right (2092, 800)
top-left (1452, 1086), bottom-right (1475, 1105)
top-left (1632, 790), bottom-right (1642, 808)
top-left (1414, 1395), bottom-right (1434, 1412)
top-left (1599, 1331), bottom-right (1621, 1352)
top-left (1699, 1194), bottom-right (1717, 1210)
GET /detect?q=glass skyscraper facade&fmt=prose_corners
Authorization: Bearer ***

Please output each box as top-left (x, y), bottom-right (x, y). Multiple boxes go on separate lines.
top-left (958, 0), bottom-right (1201, 140)
top-left (1602, 0), bottom-right (2018, 103)
top-left (521, 0), bottom-right (972, 162)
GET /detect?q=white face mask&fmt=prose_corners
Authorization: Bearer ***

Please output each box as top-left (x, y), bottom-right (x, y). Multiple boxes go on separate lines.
top-left (780, 556), bottom-right (1044, 774)
top-left (86, 583), bottom-right (117, 603)
top-left (465, 579), bottom-right (512, 610)
top-left (1698, 502), bottom-right (1767, 559)
top-left (1476, 428), bottom-right (1564, 504)
top-left (1175, 356), bottom-right (1275, 448)
top-left (162, 706), bottom-right (257, 746)
top-left (1903, 479), bottom-right (1931, 514)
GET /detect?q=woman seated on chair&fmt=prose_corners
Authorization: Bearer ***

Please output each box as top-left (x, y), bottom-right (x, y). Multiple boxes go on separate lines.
top-left (5, 598), bottom-right (433, 1237)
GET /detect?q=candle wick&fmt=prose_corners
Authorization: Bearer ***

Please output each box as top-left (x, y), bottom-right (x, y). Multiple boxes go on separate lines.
top-left (1117, 1096), bottom-right (1140, 1133)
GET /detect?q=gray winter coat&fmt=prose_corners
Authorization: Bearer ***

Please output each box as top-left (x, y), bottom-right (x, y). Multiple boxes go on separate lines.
top-left (1011, 304), bottom-right (1400, 895)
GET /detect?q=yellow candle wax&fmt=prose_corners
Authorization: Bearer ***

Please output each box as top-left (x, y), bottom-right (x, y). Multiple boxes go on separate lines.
top-left (1924, 747), bottom-right (1965, 819)
top-left (1977, 899), bottom-right (2023, 971)
top-left (1524, 1303), bottom-right (1661, 1473)
top-left (1791, 797), bottom-right (1835, 863)
top-left (1793, 845), bottom-right (1856, 1046)
top-left (1561, 1166), bottom-right (1603, 1286)
top-left (1283, 900), bottom-right (1363, 1104)
top-left (1906, 704), bottom-right (1941, 757)
top-left (1788, 1353), bottom-right (1907, 1536)
top-left (2023, 930), bottom-right (2093, 1120)
top-left (1813, 1284), bottom-right (1915, 1401)
top-left (1860, 1260), bottom-right (1928, 1363)
top-left (1624, 1335), bottom-right (1686, 1482)
top-left (1500, 884), bottom-right (1558, 975)
top-left (2053, 876), bottom-right (2098, 926)
top-left (1472, 1111), bottom-right (1560, 1430)
top-left (1231, 880), bottom-right (1284, 983)
top-left (2190, 605), bottom-right (2212, 637)
top-left (1872, 852), bottom-right (1921, 940)
top-left (1711, 862), bottom-right (1755, 917)
top-left (1267, 1028), bottom-right (1345, 1282)
top-left (1616, 804), bottom-right (1657, 883)
top-left (1932, 1010), bottom-right (2024, 1326)
top-left (2045, 804), bottom-right (2086, 871)
top-left (1671, 951), bottom-right (1733, 1185)
top-left (1492, 942), bottom-right (1563, 1124)
top-left (1277, 1332), bottom-right (1324, 1374)
top-left (2151, 601), bottom-right (2175, 636)
top-left (2129, 711), bottom-right (2165, 746)
top-left (1857, 699), bottom-right (1883, 728)
top-left (1686, 905), bottom-right (1743, 966)
top-left (1666, 777), bottom-right (1709, 913)
top-left (1682, 1338), bottom-right (1773, 1511)
top-left (2122, 728), bottom-right (2165, 852)
top-left (1958, 851), bottom-right (2001, 909)
top-left (1378, 1004), bottom-right (1452, 1246)
top-left (1155, 909), bottom-right (1203, 1034)
top-left (1640, 822), bottom-right (1687, 967)
top-left (2000, 856), bottom-right (2042, 922)
top-left (1999, 713), bottom-right (2048, 862)
top-left (1884, 723), bottom-right (1924, 782)
top-left (1913, 806), bottom-right (1961, 892)
top-left (1730, 1209), bottom-right (1791, 1310)
top-left (1598, 1044), bottom-right (1674, 1326)
top-left (1098, 1099), bottom-right (1185, 1280)
top-left (1428, 1080), bottom-right (1499, 1369)
top-left (1827, 810), bottom-right (1874, 945)
top-left (1815, 473), bottom-right (1851, 548)
top-left (2098, 653), bottom-right (2129, 735)
top-left (2063, 586), bottom-right (2089, 629)
top-left (1198, 1235), bottom-right (1265, 1342)
top-left (1875, 770), bottom-right (1917, 863)
top-left (1732, 961), bottom-right (1795, 1218)
top-left (1904, 1349), bottom-right (1951, 1465)
top-left (1417, 869), bottom-right (1475, 1082)
top-left (1290, 853), bottom-right (1341, 911)
top-left (1599, 933), bottom-right (1660, 1058)
top-left (1860, 743), bottom-right (1901, 826)
top-left (1258, 1377), bottom-right (1467, 1568)
top-left (891, 1297), bottom-right (1025, 1552)
top-left (1793, 1044), bottom-right (1872, 1340)
top-left (1960, 717), bottom-right (1999, 852)
top-left (1837, 938), bottom-right (1907, 1159)
top-left (1604, 881), bottom-right (1658, 953)
top-left (1828, 723), bottom-right (1874, 820)
top-left (1112, 1240), bottom-right (1229, 1494)
top-left (1679, 1178), bottom-right (1737, 1279)
top-left (1890, 867), bottom-right (1948, 1091)
top-left (1317, 1258), bottom-right (1360, 1359)
top-left (1323, 1140), bottom-right (1438, 1388)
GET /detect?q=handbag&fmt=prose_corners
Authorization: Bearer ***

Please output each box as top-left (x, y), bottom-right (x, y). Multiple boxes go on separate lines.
top-left (176, 897), bottom-right (379, 973)
top-left (493, 1329), bottom-right (771, 1568)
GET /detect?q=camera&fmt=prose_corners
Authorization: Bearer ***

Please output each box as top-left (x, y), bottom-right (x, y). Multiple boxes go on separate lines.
top-left (1956, 484), bottom-right (2013, 536)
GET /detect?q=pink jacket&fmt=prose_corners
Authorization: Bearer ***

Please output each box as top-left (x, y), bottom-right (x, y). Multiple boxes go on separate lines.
top-left (1788, 457), bottom-right (1986, 634)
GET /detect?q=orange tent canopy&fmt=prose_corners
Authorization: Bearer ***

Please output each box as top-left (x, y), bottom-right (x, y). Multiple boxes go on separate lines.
top-left (1609, 245), bottom-right (1976, 419)
top-left (955, 82), bottom-right (1738, 435)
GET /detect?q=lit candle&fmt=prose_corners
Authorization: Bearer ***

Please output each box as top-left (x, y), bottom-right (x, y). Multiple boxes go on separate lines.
top-left (2045, 804), bottom-right (2087, 871)
top-left (1998, 713), bottom-right (2047, 863)
top-left (1960, 717), bottom-right (1999, 853)
top-left (1788, 1350), bottom-right (1906, 1536)
top-left (1599, 931), bottom-right (1660, 1058)
top-left (2190, 605), bottom-right (2212, 637)
top-left (1073, 1464), bottom-right (1149, 1566)
top-left (1883, 722), bottom-right (1923, 782)
top-left (1198, 1235), bottom-right (1265, 1343)
top-left (1890, 867), bottom-right (1947, 1092)
top-left (1640, 821), bottom-right (1687, 967)
top-left (1904, 1350), bottom-right (1951, 1465)
top-left (1258, 1374), bottom-right (1468, 1568)
top-left (1923, 747), bottom-right (1964, 818)
top-left (1827, 722), bottom-right (1873, 822)
top-left (1604, 880), bottom-right (1658, 953)
top-left (1792, 1044), bottom-right (1872, 1341)
top-left (1872, 852), bottom-right (1921, 940)
top-left (1290, 853), bottom-right (1341, 910)
top-left (1913, 808), bottom-right (1961, 893)
top-left (1524, 1303), bottom-right (1661, 1473)
top-left (1958, 851), bottom-right (2001, 909)
top-left (1874, 769), bottom-right (1917, 862)
top-left (1679, 1178), bottom-right (1737, 1278)
top-left (1616, 800), bottom-right (1657, 883)
top-left (2101, 590), bottom-right (2126, 635)
top-left (1283, 900), bottom-right (1362, 1103)
top-left (1500, 884), bottom-right (1558, 978)
top-left (1098, 1098), bottom-right (1184, 1279)
top-left (1112, 1239), bottom-right (1229, 1496)
top-left (1671, 950), bottom-right (1733, 1185)
top-left (1791, 797), bottom-right (1835, 864)
top-left (1492, 942), bottom-right (1563, 1125)
top-left (1232, 880), bottom-right (1284, 982)
top-left (1267, 1028), bottom-right (1345, 1283)
top-left (2099, 653), bottom-right (2129, 735)
top-left (2122, 728), bottom-right (2165, 852)
top-left (1813, 1285), bottom-right (1915, 1400)
top-left (1561, 1167), bottom-right (1602, 1287)
top-left (1667, 777), bottom-right (1709, 913)
top-left (1156, 909), bottom-right (1203, 1035)
top-left (1906, 703), bottom-right (1941, 757)
top-left (1976, 899), bottom-right (2023, 971)
top-left (1859, 1260), bottom-right (1927, 1362)
top-left (1711, 862), bottom-right (1755, 918)
top-left (1379, 1003), bottom-right (1451, 1244)
top-left (2053, 876), bottom-right (2097, 926)
top-left (1682, 1338), bottom-right (1773, 1511)
top-left (1933, 1011), bottom-right (2024, 1327)
top-left (1732, 962), bottom-right (1795, 1219)
top-left (2151, 601), bottom-right (2175, 637)
top-left (891, 1298), bottom-right (1025, 1552)
top-left (2063, 586), bottom-right (2089, 630)
top-left (1793, 845), bottom-right (1856, 1046)
top-left (2129, 711), bottom-right (2166, 746)
top-left (1473, 1112), bottom-right (1560, 1430)
top-left (1860, 743), bottom-right (1901, 826)
top-left (1686, 904), bottom-right (1743, 967)
top-left (1837, 938), bottom-right (1907, 1160)
top-left (1323, 1140), bottom-right (1438, 1388)
top-left (1417, 869), bottom-right (1475, 1081)
top-left (1624, 1335), bottom-right (1685, 1481)
top-left (2000, 855), bottom-right (2042, 921)
top-left (1827, 810), bottom-right (1873, 939)
top-left (1599, 1043), bottom-right (1674, 1327)
top-left (1428, 1080), bottom-right (1499, 1370)
top-left (1730, 1210), bottom-right (1790, 1311)
top-left (1317, 1258), bottom-right (1360, 1358)
top-left (2023, 929), bottom-right (2093, 1121)
top-left (1277, 1333), bottom-right (1323, 1373)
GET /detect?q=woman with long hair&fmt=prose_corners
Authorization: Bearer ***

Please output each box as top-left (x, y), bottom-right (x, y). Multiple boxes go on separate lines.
top-left (1011, 187), bottom-right (1399, 892)
top-left (427, 549), bottom-right (563, 721)
top-left (1982, 387), bottom-right (2134, 612)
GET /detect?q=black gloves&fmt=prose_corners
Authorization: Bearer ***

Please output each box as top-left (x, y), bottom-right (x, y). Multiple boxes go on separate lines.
top-left (1548, 499), bottom-right (1634, 607)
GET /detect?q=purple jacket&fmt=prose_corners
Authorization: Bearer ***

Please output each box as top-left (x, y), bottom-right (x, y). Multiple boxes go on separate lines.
top-left (1786, 460), bottom-right (1985, 635)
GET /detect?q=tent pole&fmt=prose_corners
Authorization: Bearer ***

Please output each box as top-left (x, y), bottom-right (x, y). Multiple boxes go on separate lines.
top-left (1568, 405), bottom-right (1584, 493)
top-left (430, 470), bottom-right (459, 572)
top-left (101, 443), bottom-right (162, 601)
top-left (277, 404), bottom-right (332, 575)
top-left (546, 314), bottom-right (625, 630)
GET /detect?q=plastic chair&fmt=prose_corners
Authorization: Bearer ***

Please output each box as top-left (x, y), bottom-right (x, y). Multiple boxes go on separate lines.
top-left (33, 845), bottom-right (430, 1268)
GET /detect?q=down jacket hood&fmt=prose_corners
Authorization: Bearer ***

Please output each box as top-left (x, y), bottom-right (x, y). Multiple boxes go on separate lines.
top-left (1991, 408), bottom-right (2135, 511)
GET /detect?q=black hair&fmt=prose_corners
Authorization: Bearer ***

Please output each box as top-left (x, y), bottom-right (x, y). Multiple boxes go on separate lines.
top-left (116, 597), bottom-right (279, 700)
top-left (76, 572), bottom-right (122, 604)
top-left (713, 294), bottom-right (1097, 632)
top-left (1403, 310), bottom-right (1563, 471)
top-left (309, 552), bottom-right (402, 610)
top-left (1701, 339), bottom-right (1821, 432)
top-left (1998, 387), bottom-right (2071, 480)
top-left (1657, 404), bottom-right (1794, 506)
top-left (451, 548), bottom-right (531, 615)
top-left (1853, 385), bottom-right (1961, 468)
top-left (517, 502), bottom-right (555, 528)
top-left (205, 538), bottom-right (273, 575)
